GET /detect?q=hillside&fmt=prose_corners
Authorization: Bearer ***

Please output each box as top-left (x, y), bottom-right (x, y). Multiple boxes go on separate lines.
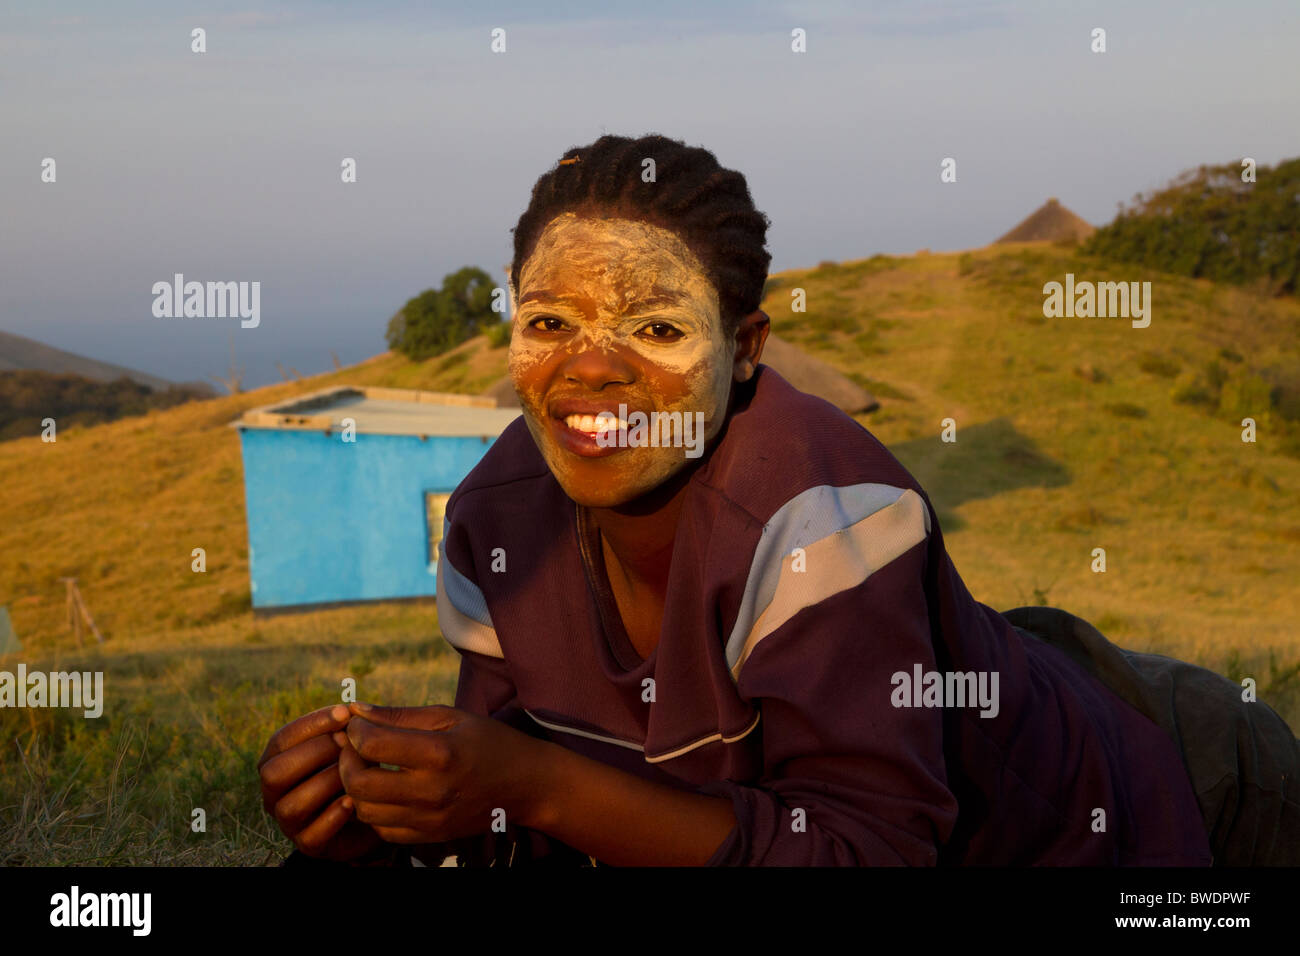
top-left (3, 241), bottom-right (1299, 863)
top-left (5, 243), bottom-right (1299, 664)
top-left (0, 328), bottom-right (177, 390)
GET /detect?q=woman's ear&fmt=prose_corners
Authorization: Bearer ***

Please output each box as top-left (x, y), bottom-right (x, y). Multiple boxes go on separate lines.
top-left (733, 309), bottom-right (771, 382)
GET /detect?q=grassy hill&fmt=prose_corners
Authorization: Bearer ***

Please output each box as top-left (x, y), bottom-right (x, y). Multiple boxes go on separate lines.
top-left (3, 241), bottom-right (1299, 864)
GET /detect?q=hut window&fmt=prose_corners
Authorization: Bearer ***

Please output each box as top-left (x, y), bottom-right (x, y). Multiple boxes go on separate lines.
top-left (425, 492), bottom-right (451, 570)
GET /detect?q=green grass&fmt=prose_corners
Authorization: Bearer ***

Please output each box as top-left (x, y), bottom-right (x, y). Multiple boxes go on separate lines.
top-left (1, 602), bottom-right (461, 865)
top-left (3, 240), bottom-right (1300, 863)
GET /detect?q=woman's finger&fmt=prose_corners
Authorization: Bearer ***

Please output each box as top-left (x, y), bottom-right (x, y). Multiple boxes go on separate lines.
top-left (260, 734), bottom-right (341, 801)
top-left (274, 761), bottom-right (344, 836)
top-left (293, 794), bottom-right (354, 856)
top-left (347, 717), bottom-right (452, 771)
top-left (257, 705), bottom-right (351, 769)
top-left (338, 736), bottom-right (422, 806)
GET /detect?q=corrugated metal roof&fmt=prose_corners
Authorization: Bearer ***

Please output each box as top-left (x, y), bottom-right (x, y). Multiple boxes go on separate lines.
top-left (237, 386), bottom-right (520, 437)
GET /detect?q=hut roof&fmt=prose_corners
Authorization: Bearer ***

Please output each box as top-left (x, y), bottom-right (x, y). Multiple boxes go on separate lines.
top-left (995, 198), bottom-right (1096, 243)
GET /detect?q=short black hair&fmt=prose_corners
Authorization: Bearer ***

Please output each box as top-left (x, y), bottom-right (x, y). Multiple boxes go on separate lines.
top-left (510, 133), bottom-right (771, 336)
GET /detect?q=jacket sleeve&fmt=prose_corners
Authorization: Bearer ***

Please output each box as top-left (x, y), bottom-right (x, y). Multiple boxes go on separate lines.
top-left (450, 648), bottom-right (536, 737)
top-left (698, 485), bottom-right (960, 865)
top-left (435, 504), bottom-right (535, 734)
top-left (436, 649), bottom-right (574, 866)
top-left (433, 511), bottom-right (594, 866)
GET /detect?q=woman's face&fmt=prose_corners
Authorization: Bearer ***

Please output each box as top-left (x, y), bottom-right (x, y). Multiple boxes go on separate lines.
top-left (508, 211), bottom-right (737, 508)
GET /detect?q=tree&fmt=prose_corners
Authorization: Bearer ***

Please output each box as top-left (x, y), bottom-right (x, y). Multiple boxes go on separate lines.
top-left (1084, 156), bottom-right (1300, 295)
top-left (386, 267), bottom-right (499, 360)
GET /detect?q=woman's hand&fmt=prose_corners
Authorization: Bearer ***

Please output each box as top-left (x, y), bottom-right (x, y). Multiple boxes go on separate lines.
top-left (257, 704), bottom-right (384, 861)
top-left (336, 702), bottom-right (552, 844)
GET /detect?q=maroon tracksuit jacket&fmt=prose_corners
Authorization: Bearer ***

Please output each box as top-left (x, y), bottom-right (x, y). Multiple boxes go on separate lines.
top-left (433, 365), bottom-right (1212, 865)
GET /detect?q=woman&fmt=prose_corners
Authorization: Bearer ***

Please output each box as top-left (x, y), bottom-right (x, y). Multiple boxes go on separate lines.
top-left (258, 133), bottom-right (1298, 866)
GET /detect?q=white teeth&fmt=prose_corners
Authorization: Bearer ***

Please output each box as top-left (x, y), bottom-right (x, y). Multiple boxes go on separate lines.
top-left (563, 413), bottom-right (626, 434)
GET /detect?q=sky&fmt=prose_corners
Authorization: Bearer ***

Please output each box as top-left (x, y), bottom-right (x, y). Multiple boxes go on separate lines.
top-left (1, 0), bottom-right (1297, 389)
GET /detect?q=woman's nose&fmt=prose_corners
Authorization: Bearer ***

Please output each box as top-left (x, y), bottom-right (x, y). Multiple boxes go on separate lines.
top-left (561, 339), bottom-right (636, 391)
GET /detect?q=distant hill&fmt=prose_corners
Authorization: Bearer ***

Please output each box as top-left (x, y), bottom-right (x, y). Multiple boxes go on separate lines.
top-left (0, 370), bottom-right (215, 443)
top-left (996, 198), bottom-right (1096, 244)
top-left (0, 328), bottom-right (177, 390)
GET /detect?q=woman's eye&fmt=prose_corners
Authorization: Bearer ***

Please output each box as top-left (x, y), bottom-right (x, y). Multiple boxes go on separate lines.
top-left (527, 315), bottom-right (567, 333)
top-left (637, 321), bottom-right (684, 341)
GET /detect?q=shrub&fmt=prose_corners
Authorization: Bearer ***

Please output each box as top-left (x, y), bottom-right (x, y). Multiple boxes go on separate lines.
top-left (1260, 362), bottom-right (1300, 421)
top-left (1137, 351), bottom-right (1181, 378)
top-left (1171, 370), bottom-right (1214, 406)
top-left (1104, 402), bottom-right (1148, 419)
top-left (1102, 403), bottom-right (1144, 418)
top-left (1083, 157), bottom-right (1300, 295)
top-left (1218, 371), bottom-right (1275, 421)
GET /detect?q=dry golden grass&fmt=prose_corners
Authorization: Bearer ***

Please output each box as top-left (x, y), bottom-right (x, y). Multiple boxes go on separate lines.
top-left (769, 245), bottom-right (1300, 698)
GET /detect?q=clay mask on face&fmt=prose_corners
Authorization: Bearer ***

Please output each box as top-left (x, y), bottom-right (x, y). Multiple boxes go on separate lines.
top-left (508, 212), bottom-right (736, 507)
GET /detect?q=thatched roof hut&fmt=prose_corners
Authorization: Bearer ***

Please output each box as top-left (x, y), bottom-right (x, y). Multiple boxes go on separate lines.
top-left (995, 198), bottom-right (1095, 243)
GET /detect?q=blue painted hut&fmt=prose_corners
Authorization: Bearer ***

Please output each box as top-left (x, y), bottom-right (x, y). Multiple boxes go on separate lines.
top-left (235, 385), bottom-right (519, 610)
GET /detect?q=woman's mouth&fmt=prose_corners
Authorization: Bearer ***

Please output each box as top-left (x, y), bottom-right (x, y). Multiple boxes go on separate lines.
top-left (563, 412), bottom-right (628, 434)
top-left (550, 411), bottom-right (630, 458)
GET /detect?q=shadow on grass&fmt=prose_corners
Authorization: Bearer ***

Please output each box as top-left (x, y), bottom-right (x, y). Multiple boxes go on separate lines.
top-left (887, 417), bottom-right (1071, 533)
